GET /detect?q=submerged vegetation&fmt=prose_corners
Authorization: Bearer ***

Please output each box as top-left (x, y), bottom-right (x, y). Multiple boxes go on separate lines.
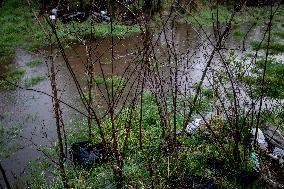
top-left (0, 122), bottom-right (22, 158)
top-left (23, 75), bottom-right (47, 88)
top-left (26, 59), bottom-right (43, 68)
top-left (0, 64), bottom-right (25, 90)
top-left (232, 28), bottom-right (246, 38)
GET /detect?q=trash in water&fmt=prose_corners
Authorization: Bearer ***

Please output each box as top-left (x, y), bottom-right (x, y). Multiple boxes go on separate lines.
top-left (186, 118), bottom-right (202, 133)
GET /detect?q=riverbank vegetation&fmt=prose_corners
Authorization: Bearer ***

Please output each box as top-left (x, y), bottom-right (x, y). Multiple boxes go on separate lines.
top-left (0, 0), bottom-right (141, 87)
top-left (244, 58), bottom-right (284, 99)
top-left (1, 0), bottom-right (284, 189)
top-left (0, 0), bottom-right (143, 59)
top-left (25, 92), bottom-right (261, 188)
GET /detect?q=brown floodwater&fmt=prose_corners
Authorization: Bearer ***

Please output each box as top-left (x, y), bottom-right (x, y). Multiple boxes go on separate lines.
top-left (0, 23), bottom-right (280, 186)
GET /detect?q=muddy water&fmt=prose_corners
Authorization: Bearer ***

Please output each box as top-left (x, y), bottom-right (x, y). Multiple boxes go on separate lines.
top-left (0, 23), bottom-right (275, 185)
top-left (0, 35), bottom-right (144, 185)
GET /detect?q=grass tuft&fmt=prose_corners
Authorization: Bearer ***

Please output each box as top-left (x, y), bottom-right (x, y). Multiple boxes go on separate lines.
top-left (273, 30), bottom-right (284, 39)
top-left (244, 58), bottom-right (284, 99)
top-left (0, 122), bottom-right (22, 158)
top-left (250, 40), bottom-right (284, 54)
top-left (233, 29), bottom-right (246, 38)
top-left (183, 6), bottom-right (231, 26)
top-left (26, 59), bottom-right (43, 68)
top-left (23, 75), bottom-right (47, 88)
top-left (0, 65), bottom-right (25, 90)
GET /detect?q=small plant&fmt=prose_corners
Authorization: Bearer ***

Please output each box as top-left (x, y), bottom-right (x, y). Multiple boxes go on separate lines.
top-left (233, 29), bottom-right (246, 38)
top-left (94, 76), bottom-right (105, 85)
top-left (183, 5), bottom-right (231, 26)
top-left (273, 30), bottom-right (284, 39)
top-left (0, 45), bottom-right (15, 64)
top-left (23, 75), bottom-right (46, 88)
top-left (250, 40), bottom-right (284, 54)
top-left (94, 75), bottom-right (126, 95)
top-left (0, 64), bottom-right (25, 90)
top-left (244, 58), bottom-right (284, 99)
top-left (26, 59), bottom-right (43, 68)
top-left (0, 122), bottom-right (22, 159)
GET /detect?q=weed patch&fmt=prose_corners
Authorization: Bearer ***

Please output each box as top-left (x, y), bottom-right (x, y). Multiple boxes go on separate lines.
top-left (244, 58), bottom-right (284, 99)
top-left (233, 29), bottom-right (246, 38)
top-left (179, 4), bottom-right (284, 26)
top-left (250, 40), bottom-right (284, 54)
top-left (0, 122), bottom-right (22, 158)
top-left (94, 75), bottom-right (126, 95)
top-left (23, 75), bottom-right (47, 88)
top-left (26, 91), bottom-right (260, 188)
top-left (26, 59), bottom-right (43, 68)
top-left (0, 65), bottom-right (25, 90)
top-left (273, 30), bottom-right (284, 39)
top-left (182, 6), bottom-right (231, 26)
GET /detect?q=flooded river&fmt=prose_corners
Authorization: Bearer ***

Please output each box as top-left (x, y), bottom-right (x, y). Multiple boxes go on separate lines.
top-left (0, 23), bottom-right (279, 186)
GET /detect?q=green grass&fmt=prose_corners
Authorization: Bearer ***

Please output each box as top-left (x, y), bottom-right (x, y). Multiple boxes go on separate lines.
top-left (23, 75), bottom-right (47, 88)
top-left (183, 5), bottom-right (231, 26)
top-left (233, 29), bottom-right (246, 38)
top-left (26, 59), bottom-right (43, 68)
top-left (0, 45), bottom-right (15, 64)
top-left (94, 75), bottom-right (126, 94)
top-left (273, 30), bottom-right (284, 39)
top-left (94, 76), bottom-right (105, 85)
top-left (0, 1), bottom-right (47, 53)
top-left (249, 11), bottom-right (284, 54)
top-left (0, 65), bottom-right (25, 90)
top-left (56, 20), bottom-right (141, 41)
top-left (234, 4), bottom-right (284, 25)
top-left (243, 58), bottom-right (284, 99)
top-left (250, 40), bottom-right (284, 54)
top-left (25, 91), bottom-right (260, 188)
top-left (179, 4), bottom-right (284, 26)
top-left (0, 122), bottom-right (22, 158)
top-left (95, 23), bottom-right (141, 38)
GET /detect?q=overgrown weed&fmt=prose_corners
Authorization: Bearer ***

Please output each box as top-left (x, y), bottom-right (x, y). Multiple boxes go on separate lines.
top-left (0, 64), bottom-right (25, 90)
top-left (26, 59), bottom-right (43, 68)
